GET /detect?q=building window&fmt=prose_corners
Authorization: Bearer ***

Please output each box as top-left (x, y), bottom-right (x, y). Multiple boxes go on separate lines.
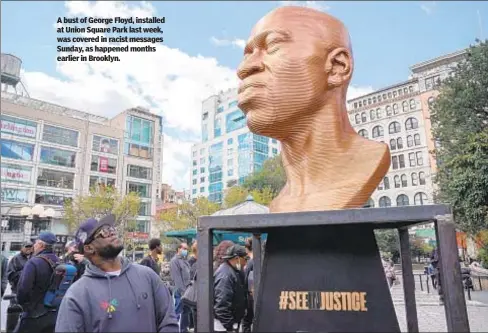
top-left (361, 112), bottom-right (367, 123)
top-left (228, 169), bottom-right (234, 176)
top-left (214, 117), bottom-right (222, 137)
top-left (372, 126), bottom-right (384, 138)
top-left (365, 198), bottom-right (375, 208)
top-left (202, 124), bottom-right (208, 143)
top-left (91, 156), bottom-right (117, 174)
top-left (386, 106), bottom-right (392, 116)
top-left (394, 175), bottom-right (401, 188)
top-left (370, 110), bottom-right (376, 120)
top-left (390, 139), bottom-right (397, 150)
top-left (419, 172), bottom-right (426, 185)
top-left (0, 114), bottom-right (37, 138)
top-left (89, 176), bottom-right (115, 189)
top-left (409, 86), bottom-right (414, 93)
top-left (227, 138), bottom-right (233, 145)
top-left (358, 129), bottom-right (368, 138)
top-left (200, 177), bottom-right (205, 183)
top-left (228, 100), bottom-right (238, 108)
top-left (397, 137), bottom-right (403, 149)
top-left (392, 156), bottom-right (399, 169)
top-left (414, 134), bottom-right (421, 146)
top-left (409, 152), bottom-right (416, 167)
top-left (379, 196), bottom-right (391, 207)
top-left (40, 147), bottom-right (76, 168)
top-left (226, 110), bottom-right (246, 133)
top-left (416, 151), bottom-right (423, 166)
top-left (192, 189), bottom-right (197, 195)
top-left (393, 91), bottom-right (397, 98)
top-left (200, 187), bottom-right (204, 193)
top-left (401, 174), bottom-right (408, 187)
top-left (355, 114), bottom-right (361, 124)
top-left (43, 124), bottom-right (79, 147)
top-left (127, 182), bottom-right (151, 198)
top-left (200, 157), bottom-right (205, 164)
top-left (376, 108), bottom-right (382, 119)
top-left (1, 164), bottom-right (32, 184)
top-left (1, 188), bottom-right (29, 203)
top-left (192, 151), bottom-right (197, 157)
top-left (35, 191), bottom-right (72, 206)
top-left (217, 106), bottom-right (224, 114)
top-left (1, 139), bottom-right (34, 161)
top-left (92, 135), bottom-right (119, 154)
top-left (272, 148), bottom-right (278, 155)
top-left (192, 179), bottom-right (197, 185)
top-left (403, 87), bottom-right (408, 94)
top-left (192, 169), bottom-right (197, 176)
top-left (398, 89), bottom-right (403, 96)
top-left (37, 169), bottom-right (75, 189)
top-left (405, 117), bottom-right (419, 130)
top-left (124, 143), bottom-right (153, 159)
top-left (396, 194), bottom-right (409, 206)
top-left (139, 202), bottom-right (151, 216)
top-left (193, 160), bottom-right (197, 166)
top-left (388, 122), bottom-right (401, 134)
top-left (384, 176), bottom-right (390, 190)
top-left (127, 165), bottom-right (152, 180)
top-left (411, 173), bottom-right (418, 186)
top-left (393, 104), bottom-right (399, 115)
top-left (414, 192), bottom-right (428, 205)
top-left (409, 99), bottom-right (416, 110)
top-left (407, 135), bottom-right (414, 147)
top-left (200, 167), bottom-right (205, 174)
top-left (126, 116), bottom-right (154, 144)
top-left (392, 155), bottom-right (405, 169)
top-left (402, 101), bottom-right (408, 112)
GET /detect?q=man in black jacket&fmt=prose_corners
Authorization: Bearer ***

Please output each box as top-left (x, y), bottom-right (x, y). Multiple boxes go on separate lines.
top-left (214, 245), bottom-right (248, 332)
top-left (6, 241), bottom-right (33, 294)
top-left (242, 238), bottom-right (254, 332)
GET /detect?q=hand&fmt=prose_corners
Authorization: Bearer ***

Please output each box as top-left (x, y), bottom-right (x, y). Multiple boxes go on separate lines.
top-left (73, 254), bottom-right (85, 263)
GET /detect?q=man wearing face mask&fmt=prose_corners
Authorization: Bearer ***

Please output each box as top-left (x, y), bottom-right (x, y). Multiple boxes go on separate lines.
top-left (214, 245), bottom-right (248, 333)
top-left (55, 215), bottom-right (178, 332)
top-left (170, 243), bottom-right (191, 332)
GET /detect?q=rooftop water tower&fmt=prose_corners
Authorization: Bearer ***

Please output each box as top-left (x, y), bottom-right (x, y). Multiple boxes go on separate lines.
top-left (1, 53), bottom-right (29, 97)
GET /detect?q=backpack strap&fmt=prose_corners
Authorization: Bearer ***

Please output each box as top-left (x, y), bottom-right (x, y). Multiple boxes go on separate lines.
top-left (37, 255), bottom-right (56, 272)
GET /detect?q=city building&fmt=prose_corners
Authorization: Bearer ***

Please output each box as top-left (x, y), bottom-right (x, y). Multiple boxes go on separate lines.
top-left (347, 49), bottom-right (466, 214)
top-left (190, 88), bottom-right (281, 203)
top-left (1, 54), bottom-right (163, 253)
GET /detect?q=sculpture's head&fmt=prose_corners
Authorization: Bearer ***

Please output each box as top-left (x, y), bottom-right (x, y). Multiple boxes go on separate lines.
top-left (237, 6), bottom-right (354, 139)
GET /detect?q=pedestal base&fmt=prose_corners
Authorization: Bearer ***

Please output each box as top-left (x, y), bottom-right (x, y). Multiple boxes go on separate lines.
top-left (254, 225), bottom-right (400, 332)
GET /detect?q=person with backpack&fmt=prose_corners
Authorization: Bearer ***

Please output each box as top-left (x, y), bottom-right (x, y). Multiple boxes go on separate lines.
top-left (63, 241), bottom-right (88, 282)
top-left (55, 215), bottom-right (178, 332)
top-left (15, 232), bottom-right (64, 333)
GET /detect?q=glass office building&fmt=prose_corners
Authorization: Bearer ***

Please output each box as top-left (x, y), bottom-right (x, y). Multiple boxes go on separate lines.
top-left (190, 88), bottom-right (281, 203)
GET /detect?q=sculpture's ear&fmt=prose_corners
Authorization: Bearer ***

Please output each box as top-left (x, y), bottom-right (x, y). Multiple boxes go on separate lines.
top-left (324, 47), bottom-right (353, 88)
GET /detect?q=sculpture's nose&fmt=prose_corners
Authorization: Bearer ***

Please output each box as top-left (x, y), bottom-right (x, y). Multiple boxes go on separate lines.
top-left (237, 48), bottom-right (265, 80)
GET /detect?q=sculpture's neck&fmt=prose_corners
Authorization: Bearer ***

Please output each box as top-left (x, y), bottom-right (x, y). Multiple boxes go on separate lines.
top-left (280, 103), bottom-right (356, 195)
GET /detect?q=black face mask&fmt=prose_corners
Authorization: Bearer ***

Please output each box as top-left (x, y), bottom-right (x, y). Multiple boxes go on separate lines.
top-left (97, 243), bottom-right (124, 259)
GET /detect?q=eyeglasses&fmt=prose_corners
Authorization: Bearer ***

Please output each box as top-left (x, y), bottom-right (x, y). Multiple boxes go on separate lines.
top-left (86, 226), bottom-right (117, 244)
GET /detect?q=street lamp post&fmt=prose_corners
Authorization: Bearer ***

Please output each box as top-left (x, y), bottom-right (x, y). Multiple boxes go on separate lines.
top-left (20, 204), bottom-right (56, 241)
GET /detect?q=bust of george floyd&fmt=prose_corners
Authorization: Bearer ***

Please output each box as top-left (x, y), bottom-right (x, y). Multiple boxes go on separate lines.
top-left (237, 6), bottom-right (391, 213)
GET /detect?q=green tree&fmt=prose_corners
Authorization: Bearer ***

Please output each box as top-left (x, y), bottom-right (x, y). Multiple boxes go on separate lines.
top-left (224, 186), bottom-right (248, 208)
top-left (158, 197), bottom-right (221, 231)
top-left (375, 229), bottom-right (400, 263)
top-left (63, 185), bottom-right (141, 233)
top-left (430, 41), bottom-right (488, 234)
top-left (242, 154), bottom-right (286, 195)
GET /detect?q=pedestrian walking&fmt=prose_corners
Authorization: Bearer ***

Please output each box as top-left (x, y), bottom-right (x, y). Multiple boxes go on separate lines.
top-left (55, 215), bottom-right (178, 332)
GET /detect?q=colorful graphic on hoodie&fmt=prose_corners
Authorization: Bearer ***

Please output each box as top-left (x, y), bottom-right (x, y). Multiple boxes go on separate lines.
top-left (101, 299), bottom-right (119, 313)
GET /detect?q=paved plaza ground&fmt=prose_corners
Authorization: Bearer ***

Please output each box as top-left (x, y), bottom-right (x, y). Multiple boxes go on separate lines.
top-left (2, 277), bottom-right (488, 332)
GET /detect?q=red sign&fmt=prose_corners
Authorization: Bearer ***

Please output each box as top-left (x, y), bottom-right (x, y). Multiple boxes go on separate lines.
top-left (99, 157), bottom-right (109, 172)
top-left (126, 232), bottom-right (149, 239)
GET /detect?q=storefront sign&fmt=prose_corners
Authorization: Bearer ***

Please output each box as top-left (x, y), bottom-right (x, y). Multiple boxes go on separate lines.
top-left (99, 156), bottom-right (109, 172)
top-left (1, 119), bottom-right (37, 137)
top-left (125, 232), bottom-right (149, 239)
top-left (1, 165), bottom-right (31, 183)
top-left (1, 188), bottom-right (29, 203)
top-left (56, 234), bottom-right (74, 244)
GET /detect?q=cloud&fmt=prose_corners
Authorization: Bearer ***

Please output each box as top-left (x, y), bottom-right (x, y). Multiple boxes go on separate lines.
top-left (210, 36), bottom-right (246, 49)
top-left (420, 1), bottom-right (436, 15)
top-left (278, 1), bottom-right (330, 11)
top-left (22, 1), bottom-right (238, 191)
top-left (347, 85), bottom-right (375, 101)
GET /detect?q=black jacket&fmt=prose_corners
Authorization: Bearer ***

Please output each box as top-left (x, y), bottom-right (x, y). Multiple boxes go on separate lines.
top-left (1, 254), bottom-right (8, 297)
top-left (140, 255), bottom-right (161, 276)
top-left (6, 252), bottom-right (30, 293)
top-left (214, 262), bottom-right (247, 331)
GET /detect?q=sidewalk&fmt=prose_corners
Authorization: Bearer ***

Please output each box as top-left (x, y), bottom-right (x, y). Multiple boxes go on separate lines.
top-left (392, 276), bottom-right (488, 332)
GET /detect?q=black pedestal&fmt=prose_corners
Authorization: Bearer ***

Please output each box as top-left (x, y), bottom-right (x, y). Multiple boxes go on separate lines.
top-left (254, 225), bottom-right (400, 332)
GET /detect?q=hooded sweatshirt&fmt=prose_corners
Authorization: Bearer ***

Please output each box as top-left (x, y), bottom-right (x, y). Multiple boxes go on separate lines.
top-left (55, 257), bottom-right (178, 332)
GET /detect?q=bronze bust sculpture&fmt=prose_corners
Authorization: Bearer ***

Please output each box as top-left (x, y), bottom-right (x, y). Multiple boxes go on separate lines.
top-left (237, 6), bottom-right (390, 213)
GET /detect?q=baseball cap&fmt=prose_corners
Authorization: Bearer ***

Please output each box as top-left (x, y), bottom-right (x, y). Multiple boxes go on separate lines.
top-left (222, 244), bottom-right (248, 260)
top-left (74, 214), bottom-right (116, 252)
top-left (37, 231), bottom-right (57, 245)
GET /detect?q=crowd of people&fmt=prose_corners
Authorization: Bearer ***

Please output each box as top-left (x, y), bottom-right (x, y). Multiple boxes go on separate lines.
top-left (0, 214), bottom-right (256, 333)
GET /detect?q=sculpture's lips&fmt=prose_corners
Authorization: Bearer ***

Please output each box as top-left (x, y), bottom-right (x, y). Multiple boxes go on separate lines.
top-left (238, 82), bottom-right (265, 94)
